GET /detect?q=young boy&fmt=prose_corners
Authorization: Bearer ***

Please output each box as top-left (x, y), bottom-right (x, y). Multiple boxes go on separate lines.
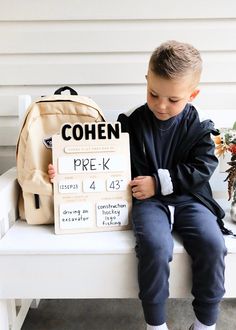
top-left (117, 40), bottom-right (227, 330)
top-left (48, 40), bottom-right (227, 330)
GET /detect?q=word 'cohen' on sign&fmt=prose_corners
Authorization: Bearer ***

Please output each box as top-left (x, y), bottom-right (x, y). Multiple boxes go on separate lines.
top-left (52, 122), bottom-right (132, 234)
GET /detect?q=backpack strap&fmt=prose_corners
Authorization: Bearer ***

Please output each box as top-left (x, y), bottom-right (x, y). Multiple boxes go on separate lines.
top-left (54, 86), bottom-right (78, 95)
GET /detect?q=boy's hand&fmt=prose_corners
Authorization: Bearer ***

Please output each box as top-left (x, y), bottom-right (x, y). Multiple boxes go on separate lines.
top-left (48, 163), bottom-right (56, 183)
top-left (130, 176), bottom-right (156, 200)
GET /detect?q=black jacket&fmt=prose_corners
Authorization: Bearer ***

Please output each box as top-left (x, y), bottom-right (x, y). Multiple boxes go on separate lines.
top-left (118, 103), bottom-right (230, 232)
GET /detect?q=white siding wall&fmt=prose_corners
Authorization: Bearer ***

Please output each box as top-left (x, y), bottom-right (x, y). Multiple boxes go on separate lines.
top-left (0, 0), bottom-right (236, 174)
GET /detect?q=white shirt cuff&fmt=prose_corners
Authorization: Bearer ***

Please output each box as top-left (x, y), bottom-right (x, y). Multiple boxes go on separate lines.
top-left (158, 169), bottom-right (174, 195)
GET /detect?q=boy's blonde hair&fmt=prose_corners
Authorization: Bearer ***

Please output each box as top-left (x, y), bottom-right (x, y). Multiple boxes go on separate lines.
top-left (149, 40), bottom-right (202, 86)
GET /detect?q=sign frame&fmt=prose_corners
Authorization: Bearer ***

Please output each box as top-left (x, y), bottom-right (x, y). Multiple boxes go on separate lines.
top-left (52, 122), bottom-right (132, 234)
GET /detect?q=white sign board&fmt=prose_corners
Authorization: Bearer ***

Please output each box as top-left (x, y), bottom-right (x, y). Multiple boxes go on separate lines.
top-left (52, 122), bottom-right (132, 234)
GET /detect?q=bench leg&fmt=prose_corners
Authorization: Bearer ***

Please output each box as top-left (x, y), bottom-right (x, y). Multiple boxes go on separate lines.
top-left (30, 299), bottom-right (40, 309)
top-left (0, 299), bottom-right (9, 330)
top-left (10, 299), bottom-right (32, 330)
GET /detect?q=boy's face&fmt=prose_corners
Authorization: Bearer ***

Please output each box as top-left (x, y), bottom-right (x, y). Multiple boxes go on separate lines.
top-left (146, 70), bottom-right (199, 121)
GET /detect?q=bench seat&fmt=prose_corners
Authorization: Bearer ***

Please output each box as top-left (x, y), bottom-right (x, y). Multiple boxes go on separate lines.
top-left (0, 218), bottom-right (192, 300)
top-left (1, 167), bottom-right (236, 330)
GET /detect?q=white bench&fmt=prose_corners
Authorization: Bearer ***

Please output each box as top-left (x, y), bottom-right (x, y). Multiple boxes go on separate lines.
top-left (0, 167), bottom-right (236, 330)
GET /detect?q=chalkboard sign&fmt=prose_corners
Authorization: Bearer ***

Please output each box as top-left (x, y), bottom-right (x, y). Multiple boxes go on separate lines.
top-left (52, 122), bottom-right (132, 234)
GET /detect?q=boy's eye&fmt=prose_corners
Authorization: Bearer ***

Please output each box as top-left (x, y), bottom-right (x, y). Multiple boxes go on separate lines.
top-left (150, 92), bottom-right (158, 98)
top-left (169, 99), bottom-right (179, 103)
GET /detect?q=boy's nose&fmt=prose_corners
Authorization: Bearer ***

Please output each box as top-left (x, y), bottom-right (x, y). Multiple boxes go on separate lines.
top-left (156, 98), bottom-right (167, 110)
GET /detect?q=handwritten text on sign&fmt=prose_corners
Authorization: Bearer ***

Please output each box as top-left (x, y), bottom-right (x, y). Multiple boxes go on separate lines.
top-left (58, 154), bottom-right (126, 173)
top-left (52, 122), bottom-right (132, 234)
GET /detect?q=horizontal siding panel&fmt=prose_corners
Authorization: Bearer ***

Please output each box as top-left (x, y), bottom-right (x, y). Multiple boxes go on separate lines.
top-left (1, 0), bottom-right (236, 21)
top-left (193, 85), bottom-right (236, 111)
top-left (1, 20), bottom-right (236, 54)
top-left (0, 55), bottom-right (147, 86)
top-left (1, 53), bottom-right (236, 85)
top-left (1, 85), bottom-right (236, 118)
top-left (0, 64), bottom-right (145, 86)
top-left (198, 109), bottom-right (236, 128)
top-left (0, 126), bottom-right (18, 146)
top-left (0, 91), bottom-right (146, 119)
top-left (0, 95), bottom-right (19, 116)
top-left (0, 55), bottom-right (147, 85)
top-left (0, 147), bottom-right (16, 175)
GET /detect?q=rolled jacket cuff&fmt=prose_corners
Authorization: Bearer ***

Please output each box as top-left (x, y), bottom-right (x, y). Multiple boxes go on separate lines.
top-left (158, 169), bottom-right (174, 196)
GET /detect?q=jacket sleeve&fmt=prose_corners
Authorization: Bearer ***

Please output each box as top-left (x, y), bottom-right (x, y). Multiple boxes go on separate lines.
top-left (168, 132), bottom-right (218, 195)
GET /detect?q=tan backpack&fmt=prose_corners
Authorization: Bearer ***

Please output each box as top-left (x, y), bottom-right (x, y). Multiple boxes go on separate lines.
top-left (16, 86), bottom-right (105, 225)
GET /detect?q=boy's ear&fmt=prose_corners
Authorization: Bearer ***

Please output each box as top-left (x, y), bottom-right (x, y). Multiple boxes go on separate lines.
top-left (189, 89), bottom-right (200, 101)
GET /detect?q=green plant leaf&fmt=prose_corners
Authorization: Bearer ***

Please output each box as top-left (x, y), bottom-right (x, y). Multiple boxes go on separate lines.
top-left (233, 121), bottom-right (236, 130)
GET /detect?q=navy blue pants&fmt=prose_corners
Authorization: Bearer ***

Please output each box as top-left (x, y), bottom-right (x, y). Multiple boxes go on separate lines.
top-left (132, 198), bottom-right (227, 326)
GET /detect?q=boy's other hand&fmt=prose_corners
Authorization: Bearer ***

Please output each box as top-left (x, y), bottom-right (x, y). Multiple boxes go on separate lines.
top-left (130, 176), bottom-right (156, 200)
top-left (48, 163), bottom-right (56, 183)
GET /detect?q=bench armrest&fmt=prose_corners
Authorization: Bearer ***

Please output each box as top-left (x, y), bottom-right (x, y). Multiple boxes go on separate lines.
top-left (0, 167), bottom-right (19, 238)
